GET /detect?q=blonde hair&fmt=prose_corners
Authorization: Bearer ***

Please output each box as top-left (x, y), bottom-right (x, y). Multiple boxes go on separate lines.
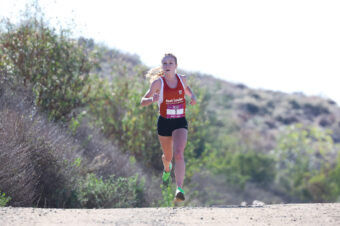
top-left (146, 53), bottom-right (177, 83)
top-left (145, 66), bottom-right (164, 83)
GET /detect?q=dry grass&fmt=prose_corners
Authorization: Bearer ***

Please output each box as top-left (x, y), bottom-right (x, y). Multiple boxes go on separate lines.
top-left (0, 78), bottom-right (83, 207)
top-left (0, 76), bottom-right (158, 207)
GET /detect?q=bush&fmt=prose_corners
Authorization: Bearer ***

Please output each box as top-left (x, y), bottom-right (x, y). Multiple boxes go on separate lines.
top-left (0, 11), bottom-right (94, 121)
top-left (86, 74), bottom-right (162, 169)
top-left (205, 130), bottom-right (276, 189)
top-left (306, 173), bottom-right (339, 202)
top-left (208, 148), bottom-right (276, 189)
top-left (76, 173), bottom-right (145, 208)
top-left (0, 106), bottom-right (82, 207)
top-left (303, 103), bottom-right (330, 117)
top-left (273, 124), bottom-right (340, 202)
top-left (0, 191), bottom-right (11, 207)
top-left (231, 152), bottom-right (276, 184)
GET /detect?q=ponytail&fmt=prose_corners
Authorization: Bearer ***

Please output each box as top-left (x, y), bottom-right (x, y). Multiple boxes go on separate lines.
top-left (145, 66), bottom-right (164, 83)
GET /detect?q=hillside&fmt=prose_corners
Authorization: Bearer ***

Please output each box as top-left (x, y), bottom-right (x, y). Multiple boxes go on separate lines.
top-left (95, 44), bottom-right (340, 152)
top-left (195, 74), bottom-right (340, 147)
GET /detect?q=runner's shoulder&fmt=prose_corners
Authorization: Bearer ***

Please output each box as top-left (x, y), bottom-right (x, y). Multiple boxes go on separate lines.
top-left (178, 74), bottom-right (188, 85)
top-left (178, 74), bottom-right (187, 80)
top-left (151, 78), bottom-right (162, 90)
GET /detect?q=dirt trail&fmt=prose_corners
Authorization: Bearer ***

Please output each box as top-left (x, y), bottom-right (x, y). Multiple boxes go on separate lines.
top-left (1, 203), bottom-right (340, 226)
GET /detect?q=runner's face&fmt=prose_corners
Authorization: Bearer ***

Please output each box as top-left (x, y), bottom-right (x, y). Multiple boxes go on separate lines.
top-left (162, 56), bottom-right (177, 76)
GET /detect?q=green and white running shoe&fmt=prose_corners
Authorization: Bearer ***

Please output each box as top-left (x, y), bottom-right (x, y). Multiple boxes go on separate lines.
top-left (162, 162), bottom-right (172, 186)
top-left (175, 187), bottom-right (185, 201)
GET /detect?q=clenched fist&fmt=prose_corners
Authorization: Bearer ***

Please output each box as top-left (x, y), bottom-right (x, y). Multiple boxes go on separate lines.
top-left (152, 92), bottom-right (159, 103)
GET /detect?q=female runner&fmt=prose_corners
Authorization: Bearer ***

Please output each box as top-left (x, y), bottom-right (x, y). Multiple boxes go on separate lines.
top-left (140, 53), bottom-right (197, 201)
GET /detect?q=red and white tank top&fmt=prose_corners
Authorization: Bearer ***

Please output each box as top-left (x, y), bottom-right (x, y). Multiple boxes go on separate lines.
top-left (158, 74), bottom-right (186, 119)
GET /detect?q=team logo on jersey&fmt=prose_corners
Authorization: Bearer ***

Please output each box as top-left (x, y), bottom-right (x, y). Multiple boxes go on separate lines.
top-left (179, 90), bottom-right (182, 95)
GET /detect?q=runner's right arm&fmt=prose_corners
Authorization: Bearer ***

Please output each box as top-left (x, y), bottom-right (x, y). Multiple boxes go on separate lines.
top-left (140, 79), bottom-right (161, 106)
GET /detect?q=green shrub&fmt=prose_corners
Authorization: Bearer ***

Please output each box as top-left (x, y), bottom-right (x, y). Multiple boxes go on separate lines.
top-left (232, 152), bottom-right (276, 184)
top-left (306, 172), bottom-right (339, 202)
top-left (330, 157), bottom-right (340, 188)
top-left (76, 173), bottom-right (145, 208)
top-left (205, 131), bottom-right (276, 189)
top-left (208, 148), bottom-right (276, 189)
top-left (274, 124), bottom-right (340, 202)
top-left (0, 191), bottom-right (11, 207)
top-left (86, 74), bottom-right (161, 169)
top-left (0, 13), bottom-right (94, 121)
top-left (159, 180), bottom-right (175, 207)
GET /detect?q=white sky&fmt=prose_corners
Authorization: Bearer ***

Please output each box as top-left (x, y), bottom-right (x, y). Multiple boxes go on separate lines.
top-left (1, 0), bottom-right (340, 104)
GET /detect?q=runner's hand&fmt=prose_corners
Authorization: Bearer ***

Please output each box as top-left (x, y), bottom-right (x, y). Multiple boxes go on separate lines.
top-left (152, 93), bottom-right (159, 102)
top-left (190, 95), bottom-right (197, 105)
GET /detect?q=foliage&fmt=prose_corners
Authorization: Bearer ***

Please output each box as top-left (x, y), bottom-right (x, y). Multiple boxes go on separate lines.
top-left (183, 80), bottom-right (216, 180)
top-left (0, 191), bottom-right (11, 207)
top-left (207, 146), bottom-right (276, 189)
top-left (274, 124), bottom-right (340, 202)
top-left (305, 172), bottom-right (339, 202)
top-left (0, 11), bottom-right (94, 121)
top-left (76, 173), bottom-right (145, 208)
top-left (86, 73), bottom-right (160, 169)
top-left (231, 152), bottom-right (276, 184)
top-left (159, 180), bottom-right (175, 207)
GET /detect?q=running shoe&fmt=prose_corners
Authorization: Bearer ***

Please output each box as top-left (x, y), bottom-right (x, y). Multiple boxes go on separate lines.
top-left (175, 187), bottom-right (185, 201)
top-left (162, 162), bottom-right (172, 186)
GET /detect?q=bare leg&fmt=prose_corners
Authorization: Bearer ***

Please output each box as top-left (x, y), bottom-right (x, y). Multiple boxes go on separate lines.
top-left (158, 135), bottom-right (173, 172)
top-left (172, 128), bottom-right (188, 188)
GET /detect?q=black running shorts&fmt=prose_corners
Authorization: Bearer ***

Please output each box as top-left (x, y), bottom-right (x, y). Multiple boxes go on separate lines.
top-left (157, 116), bottom-right (188, 137)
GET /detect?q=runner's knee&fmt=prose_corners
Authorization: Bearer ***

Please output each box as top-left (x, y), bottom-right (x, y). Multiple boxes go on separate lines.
top-left (163, 153), bottom-right (172, 162)
top-left (174, 150), bottom-right (184, 161)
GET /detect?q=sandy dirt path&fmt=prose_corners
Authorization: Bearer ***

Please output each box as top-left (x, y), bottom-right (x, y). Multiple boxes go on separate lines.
top-left (1, 203), bottom-right (340, 226)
